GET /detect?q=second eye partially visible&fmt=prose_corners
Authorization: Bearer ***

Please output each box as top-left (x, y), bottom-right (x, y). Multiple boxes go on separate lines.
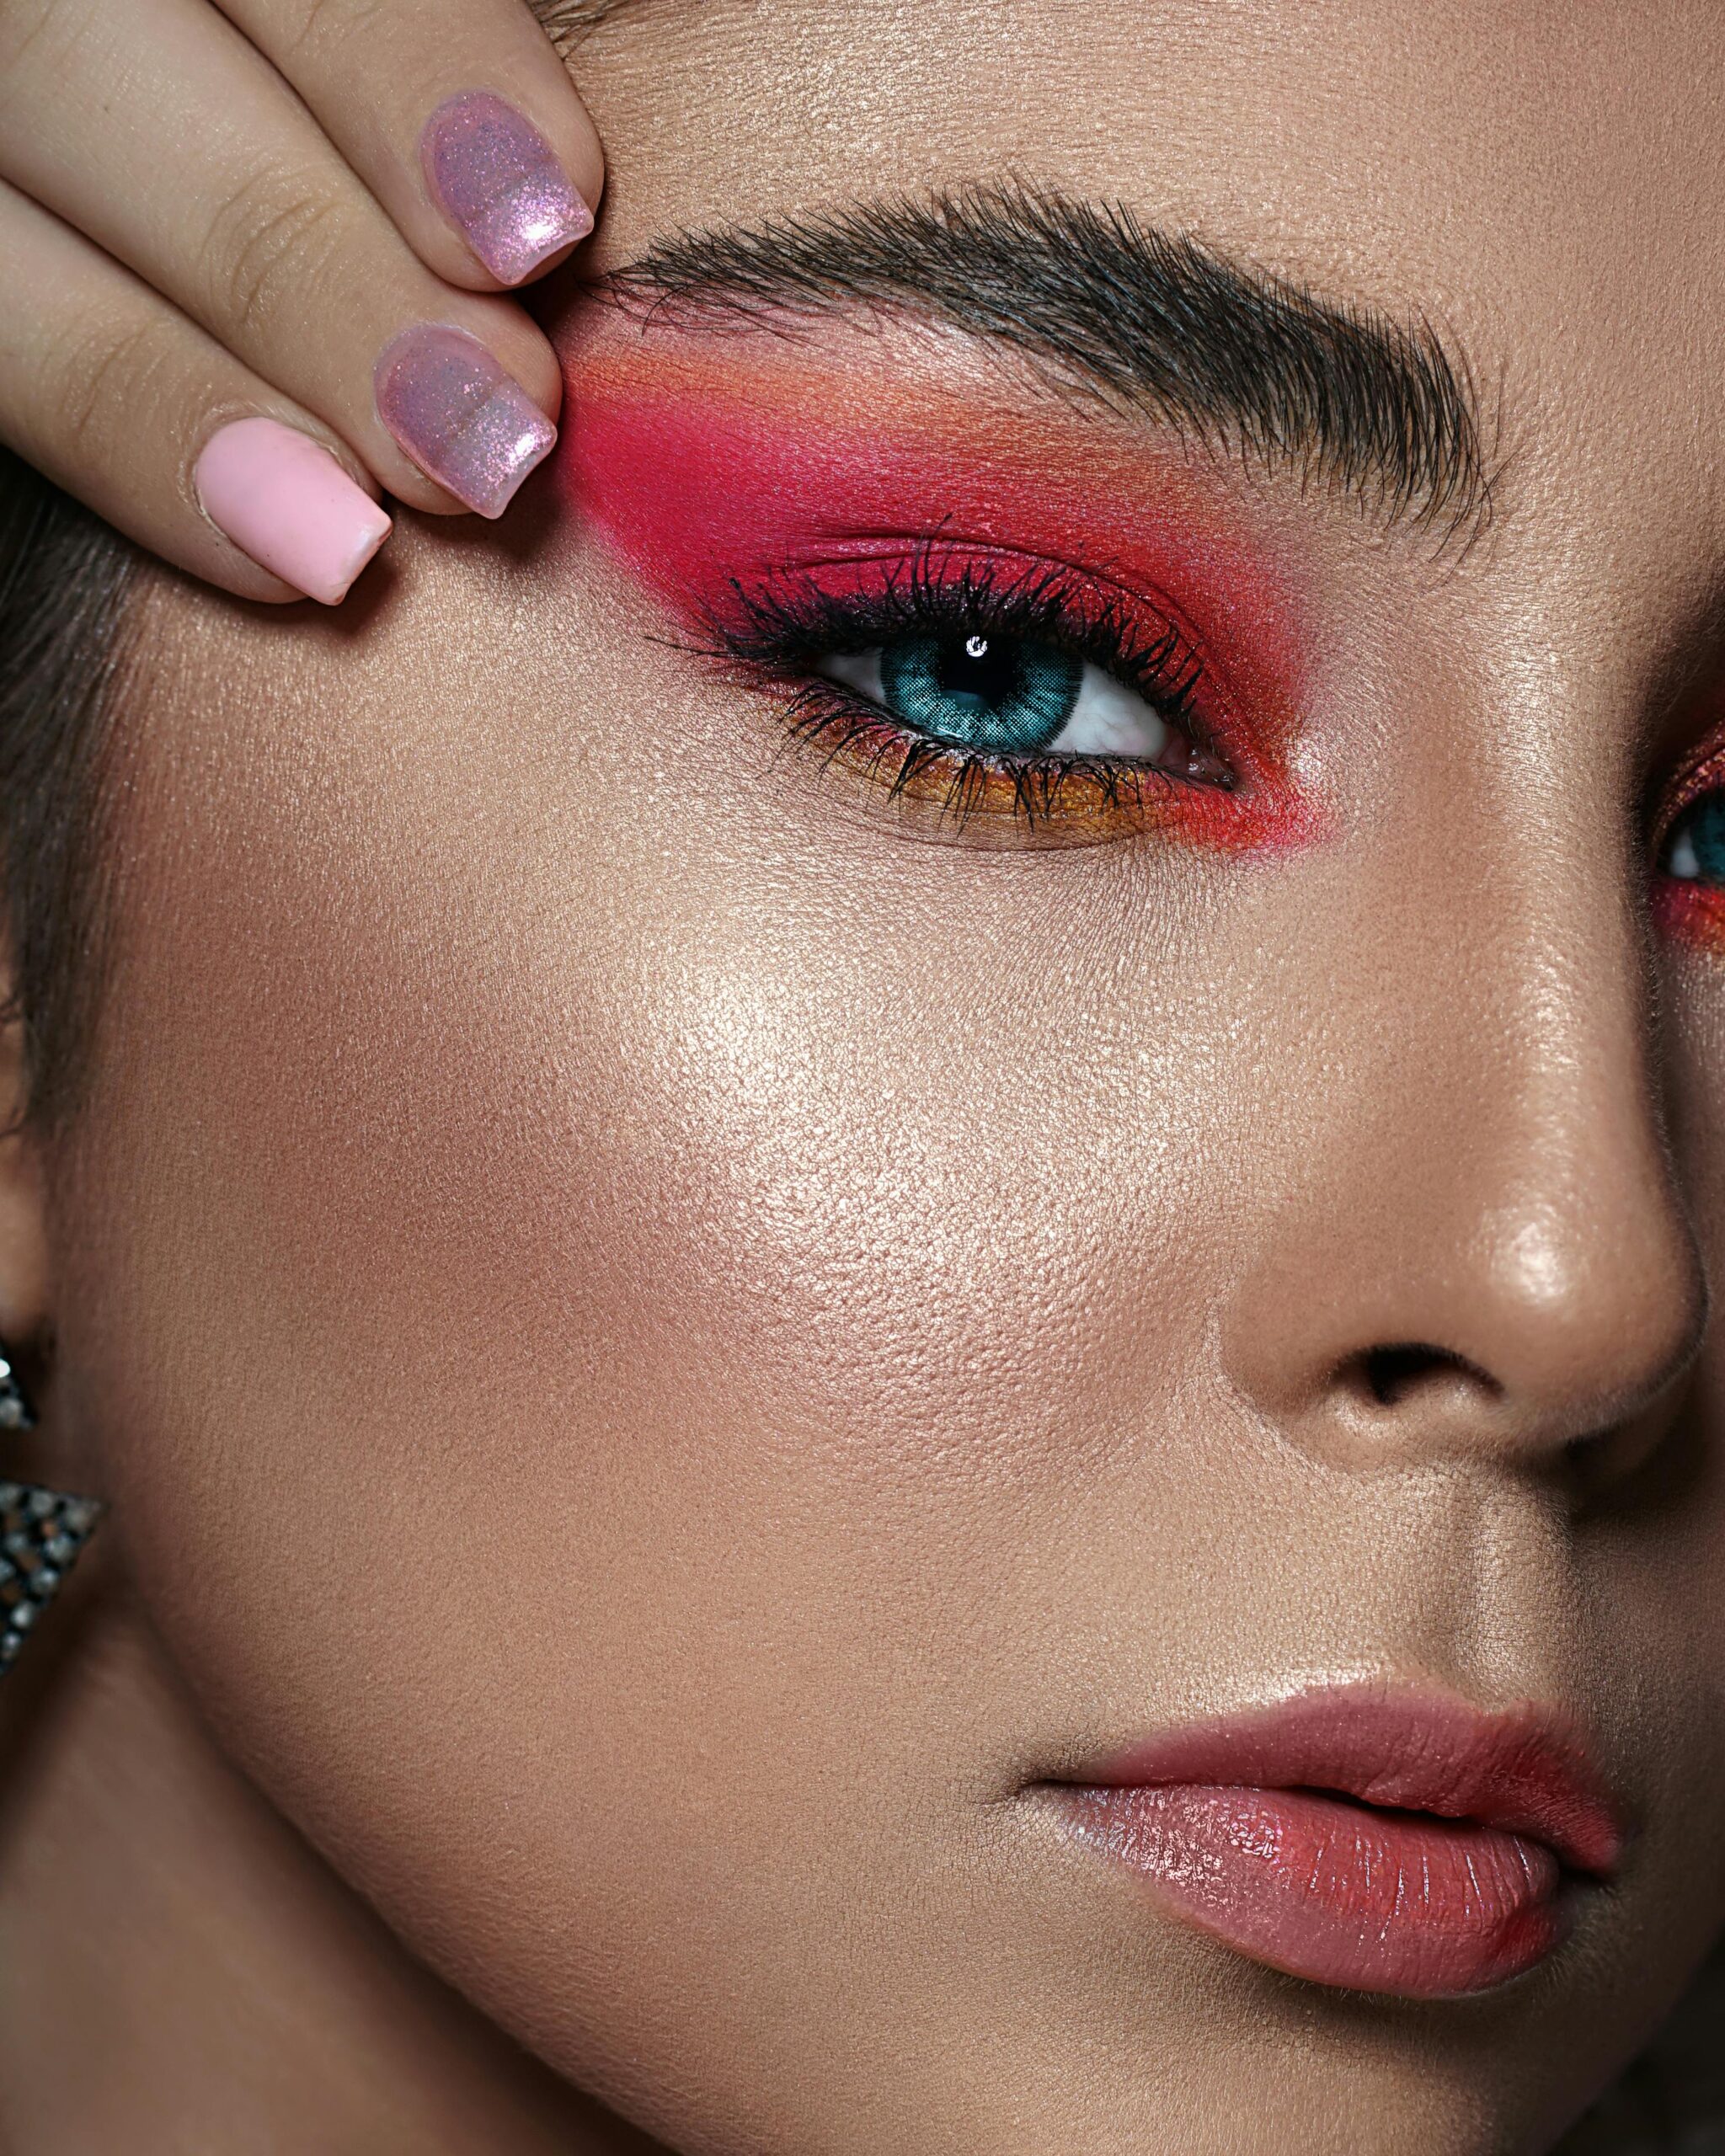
top-left (1665, 792), bottom-right (1725, 885)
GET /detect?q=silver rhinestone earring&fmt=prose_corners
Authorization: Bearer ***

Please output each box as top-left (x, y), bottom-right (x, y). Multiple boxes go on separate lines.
top-left (0, 1337), bottom-right (100, 1677)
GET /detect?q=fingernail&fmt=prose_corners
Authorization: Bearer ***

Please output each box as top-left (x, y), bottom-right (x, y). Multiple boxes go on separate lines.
top-left (422, 89), bottom-right (593, 286)
top-left (194, 417), bottom-right (391, 604)
top-left (374, 325), bottom-right (558, 518)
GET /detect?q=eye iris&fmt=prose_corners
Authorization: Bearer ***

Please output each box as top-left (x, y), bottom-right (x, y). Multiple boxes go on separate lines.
top-left (1668, 793), bottom-right (1725, 884)
top-left (878, 633), bottom-right (1082, 753)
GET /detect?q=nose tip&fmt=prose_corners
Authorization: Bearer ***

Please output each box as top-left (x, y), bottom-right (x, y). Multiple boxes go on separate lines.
top-left (1485, 1200), bottom-right (1705, 1439)
top-left (1203, 627), bottom-right (1717, 1497)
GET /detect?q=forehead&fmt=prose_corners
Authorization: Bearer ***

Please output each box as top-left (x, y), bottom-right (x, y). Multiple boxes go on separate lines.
top-left (590, 0), bottom-right (1725, 566)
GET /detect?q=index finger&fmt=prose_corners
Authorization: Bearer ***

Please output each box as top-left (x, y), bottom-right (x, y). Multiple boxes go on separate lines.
top-left (213, 0), bottom-right (604, 291)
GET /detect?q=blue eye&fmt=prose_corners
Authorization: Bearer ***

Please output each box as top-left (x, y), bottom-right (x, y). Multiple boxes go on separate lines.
top-left (1666, 793), bottom-right (1725, 885)
top-left (820, 632), bottom-right (1172, 760)
top-left (880, 632), bottom-right (1081, 752)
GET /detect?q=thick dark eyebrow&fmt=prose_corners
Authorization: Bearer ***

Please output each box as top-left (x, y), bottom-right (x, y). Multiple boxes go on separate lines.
top-left (605, 184), bottom-right (1490, 538)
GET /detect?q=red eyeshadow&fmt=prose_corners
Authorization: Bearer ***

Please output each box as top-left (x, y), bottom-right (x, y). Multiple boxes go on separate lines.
top-left (1653, 874), bottom-right (1725, 953)
top-left (557, 344), bottom-right (1316, 851)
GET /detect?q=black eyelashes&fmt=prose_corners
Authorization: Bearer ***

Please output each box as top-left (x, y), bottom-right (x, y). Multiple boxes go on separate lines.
top-left (694, 539), bottom-right (1207, 729)
top-left (675, 536), bottom-right (1240, 835)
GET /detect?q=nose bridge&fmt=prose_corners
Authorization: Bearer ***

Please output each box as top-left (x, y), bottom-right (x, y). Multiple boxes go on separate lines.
top-left (1456, 901), bottom-right (1699, 1421)
top-left (1223, 742), bottom-right (1706, 1472)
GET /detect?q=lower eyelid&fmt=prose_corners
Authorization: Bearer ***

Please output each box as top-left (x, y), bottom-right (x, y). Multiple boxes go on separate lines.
top-left (727, 666), bottom-right (1306, 853)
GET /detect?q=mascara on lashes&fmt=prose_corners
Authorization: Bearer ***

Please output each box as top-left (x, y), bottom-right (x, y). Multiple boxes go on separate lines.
top-left (558, 370), bottom-right (1316, 847)
top-left (697, 542), bottom-right (1235, 835)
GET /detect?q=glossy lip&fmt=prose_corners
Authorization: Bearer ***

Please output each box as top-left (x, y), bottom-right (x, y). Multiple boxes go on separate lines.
top-left (1046, 1683), bottom-right (1625, 2000)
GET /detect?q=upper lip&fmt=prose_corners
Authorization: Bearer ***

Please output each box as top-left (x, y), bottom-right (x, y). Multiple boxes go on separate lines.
top-left (1055, 1682), bottom-right (1626, 1877)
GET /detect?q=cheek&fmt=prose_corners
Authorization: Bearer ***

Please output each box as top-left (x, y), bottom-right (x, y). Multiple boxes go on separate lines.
top-left (67, 561), bottom-right (1249, 1560)
top-left (43, 566), bottom-right (1271, 2089)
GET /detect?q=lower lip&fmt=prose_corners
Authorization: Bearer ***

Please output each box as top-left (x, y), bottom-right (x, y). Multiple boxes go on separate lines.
top-left (1059, 1783), bottom-right (1570, 1998)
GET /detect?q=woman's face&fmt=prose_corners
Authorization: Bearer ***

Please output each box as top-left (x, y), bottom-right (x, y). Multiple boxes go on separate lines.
top-left (49, 3), bottom-right (1725, 2148)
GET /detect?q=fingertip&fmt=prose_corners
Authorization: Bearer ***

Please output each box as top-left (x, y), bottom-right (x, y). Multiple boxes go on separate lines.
top-left (421, 88), bottom-right (596, 290)
top-left (508, 324), bottom-right (565, 426)
top-left (559, 88), bottom-right (606, 222)
top-left (195, 417), bottom-right (392, 606)
top-left (373, 323), bottom-right (557, 518)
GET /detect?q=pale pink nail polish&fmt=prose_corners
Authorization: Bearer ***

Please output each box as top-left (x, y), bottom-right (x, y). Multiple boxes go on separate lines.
top-left (374, 325), bottom-right (557, 518)
top-left (422, 89), bottom-right (592, 286)
top-left (194, 418), bottom-right (391, 604)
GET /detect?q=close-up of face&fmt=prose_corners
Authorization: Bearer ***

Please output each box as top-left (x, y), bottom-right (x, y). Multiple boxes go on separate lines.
top-left (7, 3), bottom-right (1725, 2151)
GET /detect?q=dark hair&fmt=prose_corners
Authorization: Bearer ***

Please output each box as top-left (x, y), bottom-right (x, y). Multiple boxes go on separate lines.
top-left (0, 449), bottom-right (136, 1131)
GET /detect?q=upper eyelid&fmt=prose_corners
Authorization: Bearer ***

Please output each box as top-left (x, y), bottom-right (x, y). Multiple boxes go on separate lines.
top-left (1658, 734), bottom-right (1725, 833)
top-left (735, 536), bottom-right (1193, 628)
top-left (706, 539), bottom-right (1211, 670)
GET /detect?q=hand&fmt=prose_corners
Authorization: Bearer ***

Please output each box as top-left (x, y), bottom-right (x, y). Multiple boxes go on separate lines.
top-left (0, 0), bottom-right (601, 604)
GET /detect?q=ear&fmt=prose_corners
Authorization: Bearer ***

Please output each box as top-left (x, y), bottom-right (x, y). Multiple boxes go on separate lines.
top-left (0, 973), bottom-right (51, 1356)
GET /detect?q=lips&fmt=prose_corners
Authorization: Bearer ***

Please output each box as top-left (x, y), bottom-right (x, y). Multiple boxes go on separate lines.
top-left (1049, 1685), bottom-right (1624, 1999)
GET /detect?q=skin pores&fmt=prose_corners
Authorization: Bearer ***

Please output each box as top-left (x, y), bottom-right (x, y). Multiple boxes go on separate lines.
top-left (13, 4), bottom-right (1725, 2153)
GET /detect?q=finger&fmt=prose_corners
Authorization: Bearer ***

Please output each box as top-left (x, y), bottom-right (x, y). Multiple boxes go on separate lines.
top-left (0, 0), bottom-right (561, 519)
top-left (214, 0), bottom-right (604, 291)
top-left (0, 177), bottom-right (389, 605)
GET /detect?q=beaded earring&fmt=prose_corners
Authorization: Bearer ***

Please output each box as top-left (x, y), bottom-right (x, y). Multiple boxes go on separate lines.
top-left (0, 1337), bottom-right (100, 1677)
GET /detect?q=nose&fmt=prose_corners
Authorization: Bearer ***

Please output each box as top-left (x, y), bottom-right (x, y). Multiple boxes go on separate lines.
top-left (1219, 842), bottom-right (1706, 1494)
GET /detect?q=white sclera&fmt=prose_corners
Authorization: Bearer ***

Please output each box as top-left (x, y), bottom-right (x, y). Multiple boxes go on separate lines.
top-left (1670, 826), bottom-right (1701, 879)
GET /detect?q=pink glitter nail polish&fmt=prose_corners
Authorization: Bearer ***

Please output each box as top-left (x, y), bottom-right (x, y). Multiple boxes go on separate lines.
top-left (375, 325), bottom-right (557, 518)
top-left (422, 90), bottom-right (592, 286)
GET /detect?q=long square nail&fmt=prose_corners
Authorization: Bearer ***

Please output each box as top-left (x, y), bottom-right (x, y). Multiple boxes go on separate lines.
top-left (195, 417), bottom-right (391, 604)
top-left (375, 325), bottom-right (558, 518)
top-left (422, 90), bottom-right (593, 286)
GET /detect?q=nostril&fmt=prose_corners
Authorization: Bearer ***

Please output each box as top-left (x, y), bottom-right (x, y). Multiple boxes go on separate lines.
top-left (1357, 1342), bottom-right (1501, 1409)
top-left (1362, 1344), bottom-right (1441, 1407)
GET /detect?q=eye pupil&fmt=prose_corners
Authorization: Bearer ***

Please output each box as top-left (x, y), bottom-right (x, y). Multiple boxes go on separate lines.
top-left (935, 633), bottom-right (1019, 711)
top-left (879, 632), bottom-right (1082, 752)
